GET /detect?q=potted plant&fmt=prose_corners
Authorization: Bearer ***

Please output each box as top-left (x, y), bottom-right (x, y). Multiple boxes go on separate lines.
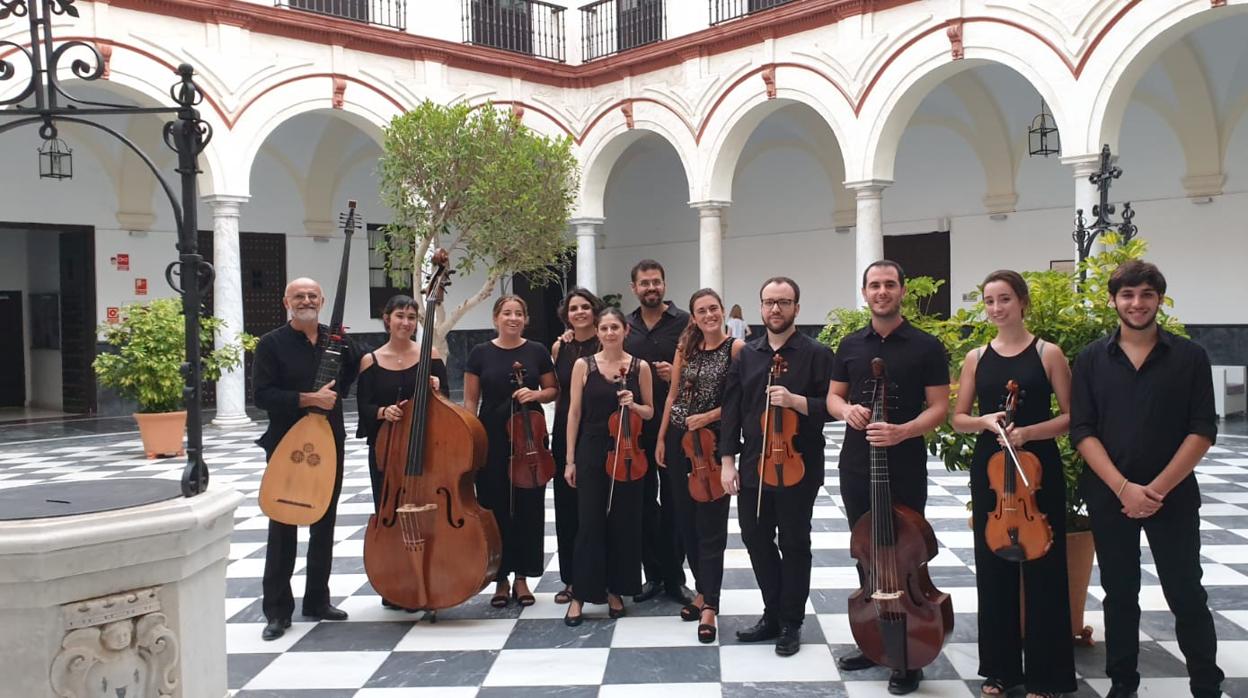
top-left (93, 297), bottom-right (254, 458)
top-left (820, 234), bottom-right (1184, 644)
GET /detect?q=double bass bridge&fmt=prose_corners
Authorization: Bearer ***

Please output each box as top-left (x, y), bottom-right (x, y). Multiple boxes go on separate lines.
top-left (870, 590), bottom-right (904, 601)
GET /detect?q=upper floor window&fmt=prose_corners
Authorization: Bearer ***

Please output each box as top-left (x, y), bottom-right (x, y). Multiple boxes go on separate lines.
top-left (464, 0), bottom-right (567, 62)
top-left (581, 0), bottom-right (666, 62)
top-left (709, 0), bottom-right (795, 26)
top-left (276, 0), bottom-right (407, 31)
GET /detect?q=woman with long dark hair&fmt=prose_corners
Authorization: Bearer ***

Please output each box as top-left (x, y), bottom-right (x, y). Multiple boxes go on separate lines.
top-left (464, 295), bottom-right (558, 608)
top-left (656, 288), bottom-right (744, 642)
top-left (550, 288), bottom-right (605, 604)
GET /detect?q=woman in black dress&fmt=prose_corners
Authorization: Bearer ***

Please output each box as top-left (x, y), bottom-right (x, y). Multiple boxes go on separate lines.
top-left (656, 288), bottom-right (743, 642)
top-left (952, 270), bottom-right (1076, 698)
top-left (550, 288), bottom-right (604, 604)
top-left (464, 295), bottom-right (558, 608)
top-left (563, 307), bottom-right (654, 625)
top-left (356, 294), bottom-right (450, 609)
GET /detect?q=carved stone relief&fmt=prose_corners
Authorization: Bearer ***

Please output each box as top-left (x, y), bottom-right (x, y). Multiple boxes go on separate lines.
top-left (50, 587), bottom-right (179, 698)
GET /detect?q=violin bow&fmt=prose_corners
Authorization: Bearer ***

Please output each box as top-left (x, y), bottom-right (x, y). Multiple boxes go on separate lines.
top-left (607, 366), bottom-right (627, 515)
top-left (993, 421), bottom-right (1032, 488)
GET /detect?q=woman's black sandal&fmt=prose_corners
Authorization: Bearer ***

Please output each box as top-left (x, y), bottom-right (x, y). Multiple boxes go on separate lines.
top-left (680, 603), bottom-right (701, 622)
top-left (697, 606), bottom-right (718, 644)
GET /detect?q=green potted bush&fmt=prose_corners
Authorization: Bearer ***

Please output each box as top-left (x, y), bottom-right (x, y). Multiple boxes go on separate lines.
top-left (93, 297), bottom-right (254, 458)
top-left (820, 234), bottom-right (1184, 642)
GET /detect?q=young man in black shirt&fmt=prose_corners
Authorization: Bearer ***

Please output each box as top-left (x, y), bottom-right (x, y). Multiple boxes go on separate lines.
top-left (253, 277), bottom-right (357, 640)
top-left (624, 259), bottom-right (693, 604)
top-left (827, 260), bottom-right (949, 695)
top-left (1071, 261), bottom-right (1223, 698)
top-left (720, 276), bottom-right (833, 657)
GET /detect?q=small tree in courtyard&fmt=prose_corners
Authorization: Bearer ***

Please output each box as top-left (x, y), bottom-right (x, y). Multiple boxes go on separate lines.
top-left (376, 100), bottom-right (579, 352)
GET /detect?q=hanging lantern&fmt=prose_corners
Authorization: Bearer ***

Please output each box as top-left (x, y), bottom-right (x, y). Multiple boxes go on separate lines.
top-left (1028, 99), bottom-right (1060, 158)
top-left (38, 136), bottom-right (73, 180)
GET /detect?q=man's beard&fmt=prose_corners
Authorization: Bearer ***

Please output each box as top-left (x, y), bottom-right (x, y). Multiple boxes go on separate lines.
top-left (639, 292), bottom-right (663, 309)
top-left (1116, 306), bottom-right (1157, 331)
top-left (292, 308), bottom-right (319, 322)
top-left (766, 315), bottom-right (795, 334)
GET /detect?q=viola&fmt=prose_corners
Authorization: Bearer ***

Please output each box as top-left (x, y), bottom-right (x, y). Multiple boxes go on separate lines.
top-left (756, 354), bottom-right (803, 514)
top-left (606, 364), bottom-right (647, 513)
top-left (680, 378), bottom-right (726, 503)
top-left (507, 361), bottom-right (556, 489)
top-left (847, 357), bottom-right (953, 671)
top-left (984, 379), bottom-right (1052, 562)
top-left (363, 250), bottom-right (502, 611)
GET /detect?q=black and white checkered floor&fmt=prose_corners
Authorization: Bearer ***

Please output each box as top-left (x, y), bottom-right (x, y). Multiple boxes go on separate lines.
top-left (4, 419), bottom-right (1248, 697)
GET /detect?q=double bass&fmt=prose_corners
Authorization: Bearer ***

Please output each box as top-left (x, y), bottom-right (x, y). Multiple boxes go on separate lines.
top-left (848, 358), bottom-right (953, 671)
top-left (259, 200), bottom-right (358, 525)
top-left (363, 250), bottom-right (502, 610)
top-left (606, 365), bottom-right (647, 513)
top-left (985, 380), bottom-right (1052, 562)
top-left (756, 354), bottom-right (803, 515)
top-left (680, 379), bottom-right (725, 503)
top-left (508, 361), bottom-right (556, 489)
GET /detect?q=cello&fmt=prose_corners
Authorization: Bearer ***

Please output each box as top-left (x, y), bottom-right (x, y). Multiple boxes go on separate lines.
top-left (848, 358), bottom-right (953, 671)
top-left (756, 354), bottom-right (803, 515)
top-left (363, 250), bottom-right (502, 611)
top-left (508, 361), bottom-right (556, 489)
top-left (606, 365), bottom-right (647, 513)
top-left (680, 378), bottom-right (726, 503)
top-left (985, 380), bottom-right (1052, 562)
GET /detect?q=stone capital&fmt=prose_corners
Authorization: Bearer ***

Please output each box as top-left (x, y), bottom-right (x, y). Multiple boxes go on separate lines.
top-left (687, 199), bottom-right (731, 213)
top-left (201, 194), bottom-right (250, 213)
top-left (843, 179), bottom-right (893, 196)
top-left (115, 211), bottom-right (156, 231)
top-left (569, 217), bottom-right (605, 229)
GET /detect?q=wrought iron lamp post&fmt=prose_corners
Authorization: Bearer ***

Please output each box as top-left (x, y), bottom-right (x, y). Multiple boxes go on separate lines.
top-left (1, 0), bottom-right (214, 496)
top-left (1072, 144), bottom-right (1139, 280)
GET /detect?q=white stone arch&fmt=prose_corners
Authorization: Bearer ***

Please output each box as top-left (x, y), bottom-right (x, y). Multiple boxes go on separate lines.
top-left (231, 76), bottom-right (400, 197)
top-left (857, 33), bottom-right (1076, 183)
top-left (577, 101), bottom-right (697, 219)
top-left (697, 67), bottom-right (855, 203)
top-left (1087, 0), bottom-right (1248, 163)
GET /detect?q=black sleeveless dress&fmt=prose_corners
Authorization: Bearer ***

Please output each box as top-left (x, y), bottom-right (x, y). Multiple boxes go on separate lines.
top-left (552, 337), bottom-right (599, 586)
top-left (970, 338), bottom-right (1076, 693)
top-left (572, 355), bottom-right (646, 604)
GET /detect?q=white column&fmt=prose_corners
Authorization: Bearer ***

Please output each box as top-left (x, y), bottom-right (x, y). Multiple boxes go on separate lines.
top-left (204, 194), bottom-right (252, 427)
top-left (570, 217), bottom-right (603, 294)
top-left (844, 179), bottom-right (891, 302)
top-left (1062, 153), bottom-right (1104, 258)
top-left (689, 200), bottom-right (730, 294)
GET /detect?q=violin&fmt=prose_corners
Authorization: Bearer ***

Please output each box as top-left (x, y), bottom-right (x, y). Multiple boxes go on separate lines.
top-left (364, 250), bottom-right (501, 611)
top-left (680, 378), bottom-right (726, 503)
top-left (508, 361), bottom-right (556, 489)
top-left (756, 354), bottom-right (803, 514)
top-left (984, 379), bottom-right (1052, 562)
top-left (606, 364), bottom-right (647, 513)
top-left (847, 358), bottom-right (953, 671)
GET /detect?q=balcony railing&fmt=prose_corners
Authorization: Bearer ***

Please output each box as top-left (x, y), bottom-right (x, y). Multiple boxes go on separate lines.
top-left (581, 0), bottom-right (666, 62)
top-left (463, 0), bottom-right (567, 62)
top-left (709, 0), bottom-right (796, 25)
top-left (275, 0), bottom-right (406, 31)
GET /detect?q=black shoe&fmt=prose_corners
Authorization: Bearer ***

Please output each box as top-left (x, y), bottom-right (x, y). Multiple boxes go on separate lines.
top-left (633, 580), bottom-right (662, 603)
top-left (836, 649), bottom-right (877, 672)
top-left (261, 617), bottom-right (290, 641)
top-left (774, 624), bottom-right (801, 656)
top-left (564, 601), bottom-right (584, 627)
top-left (302, 604), bottom-right (348, 621)
top-left (888, 669), bottom-right (922, 695)
top-left (608, 594), bottom-right (627, 619)
top-left (735, 616), bottom-right (780, 642)
top-left (664, 584), bottom-right (694, 605)
top-left (1105, 684), bottom-right (1138, 698)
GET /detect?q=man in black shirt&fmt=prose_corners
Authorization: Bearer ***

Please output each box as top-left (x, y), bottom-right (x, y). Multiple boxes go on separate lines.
top-left (1071, 261), bottom-right (1222, 698)
top-left (623, 259), bottom-right (693, 604)
top-left (720, 276), bottom-right (833, 657)
top-left (827, 260), bottom-right (949, 694)
top-left (253, 277), bottom-right (357, 641)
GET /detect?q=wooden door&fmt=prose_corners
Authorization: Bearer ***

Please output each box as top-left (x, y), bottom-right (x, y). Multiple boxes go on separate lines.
top-left (883, 230), bottom-right (951, 319)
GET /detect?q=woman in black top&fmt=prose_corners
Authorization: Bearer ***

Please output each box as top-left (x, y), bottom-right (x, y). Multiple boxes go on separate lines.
top-left (952, 270), bottom-right (1076, 698)
top-left (563, 307), bottom-right (654, 625)
top-left (656, 288), bottom-right (744, 643)
top-left (356, 295), bottom-right (450, 609)
top-left (464, 295), bottom-right (558, 608)
top-left (550, 288), bottom-right (604, 604)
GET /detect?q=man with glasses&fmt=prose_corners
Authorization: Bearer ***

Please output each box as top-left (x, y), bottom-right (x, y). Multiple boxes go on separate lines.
top-left (720, 276), bottom-right (833, 657)
top-left (253, 277), bottom-right (358, 640)
top-left (826, 260), bottom-right (950, 694)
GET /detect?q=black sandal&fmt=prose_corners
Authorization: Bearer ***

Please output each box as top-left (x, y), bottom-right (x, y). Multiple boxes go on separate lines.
top-left (554, 586), bottom-right (573, 605)
top-left (680, 603), bottom-right (701, 622)
top-left (512, 585), bottom-right (535, 607)
top-left (489, 584), bottom-right (510, 608)
top-left (981, 679), bottom-right (1015, 697)
top-left (697, 606), bottom-right (718, 644)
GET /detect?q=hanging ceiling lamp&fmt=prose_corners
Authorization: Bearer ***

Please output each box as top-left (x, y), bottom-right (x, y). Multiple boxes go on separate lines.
top-left (1028, 99), bottom-right (1060, 158)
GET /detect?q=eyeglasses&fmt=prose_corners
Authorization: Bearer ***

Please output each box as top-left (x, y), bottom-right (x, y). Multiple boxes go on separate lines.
top-left (761, 299), bottom-right (795, 309)
top-left (288, 293), bottom-right (321, 302)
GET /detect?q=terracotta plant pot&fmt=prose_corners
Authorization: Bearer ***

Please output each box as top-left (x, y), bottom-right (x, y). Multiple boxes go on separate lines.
top-left (133, 411), bottom-right (187, 459)
top-left (1066, 529), bottom-right (1096, 645)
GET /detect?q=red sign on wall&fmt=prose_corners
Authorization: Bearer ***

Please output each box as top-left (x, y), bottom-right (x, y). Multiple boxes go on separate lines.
top-left (115, 253), bottom-right (130, 271)
top-left (106, 307), bottom-right (120, 324)
top-left (135, 278), bottom-right (148, 296)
